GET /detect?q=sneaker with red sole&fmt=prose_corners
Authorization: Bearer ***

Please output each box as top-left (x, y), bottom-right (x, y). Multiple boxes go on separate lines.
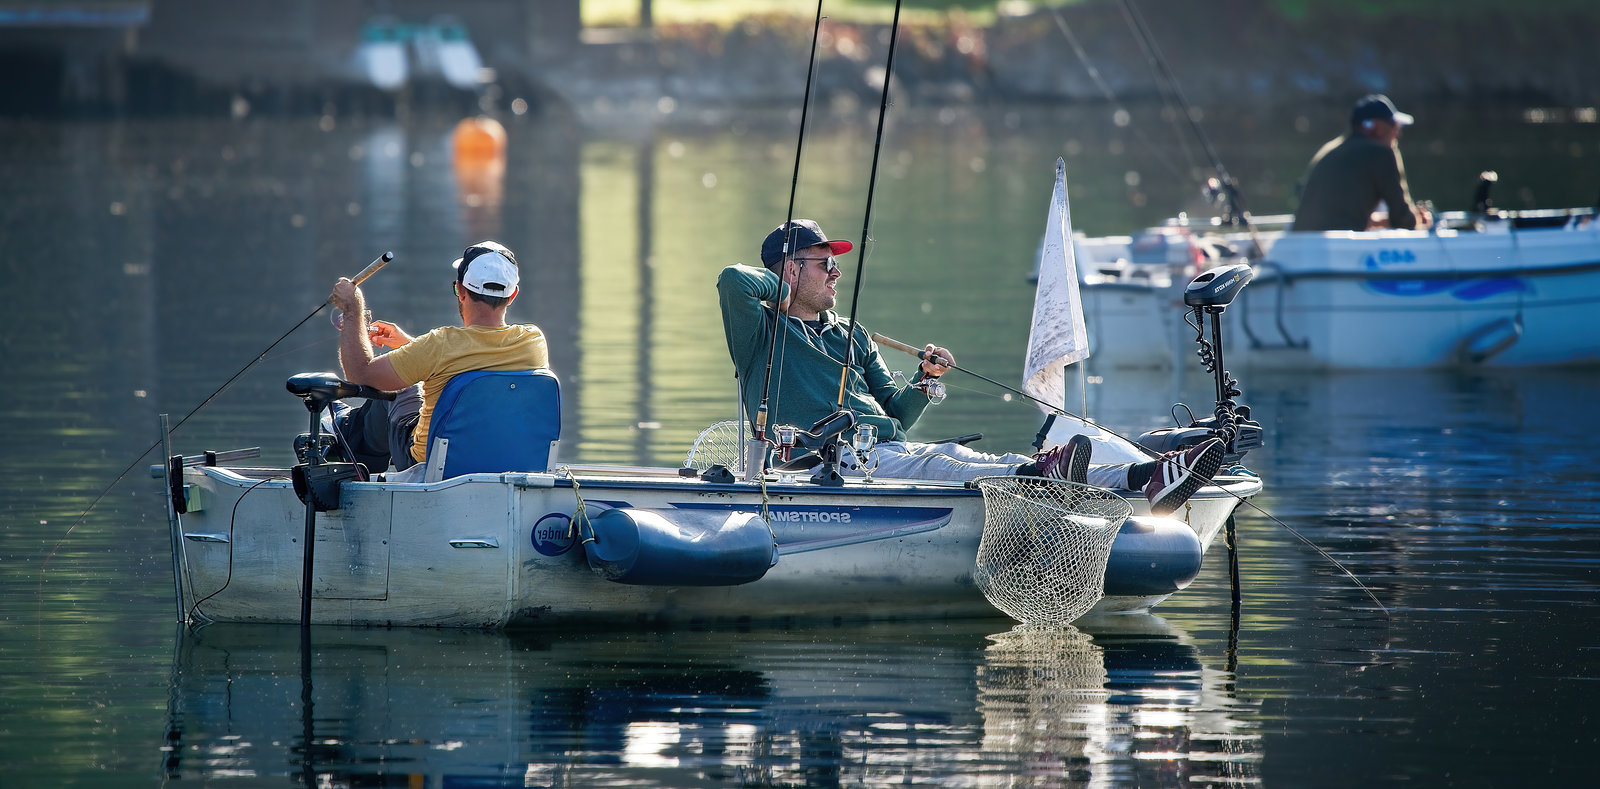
top-left (1144, 438), bottom-right (1225, 516)
top-left (1033, 434), bottom-right (1093, 485)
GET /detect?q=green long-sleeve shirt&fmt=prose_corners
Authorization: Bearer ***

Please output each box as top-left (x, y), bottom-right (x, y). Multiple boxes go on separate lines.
top-left (1292, 133), bottom-right (1418, 232)
top-left (716, 264), bottom-right (933, 441)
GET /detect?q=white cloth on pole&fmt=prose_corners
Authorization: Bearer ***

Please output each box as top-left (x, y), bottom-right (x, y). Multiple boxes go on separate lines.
top-left (1022, 157), bottom-right (1090, 413)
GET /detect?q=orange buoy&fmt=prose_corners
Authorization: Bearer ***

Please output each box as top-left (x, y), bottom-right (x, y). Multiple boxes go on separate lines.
top-left (451, 116), bottom-right (506, 162)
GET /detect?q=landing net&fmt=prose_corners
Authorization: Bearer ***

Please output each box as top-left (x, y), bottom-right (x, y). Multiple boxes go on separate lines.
top-left (684, 420), bottom-right (745, 473)
top-left (973, 476), bottom-right (1131, 625)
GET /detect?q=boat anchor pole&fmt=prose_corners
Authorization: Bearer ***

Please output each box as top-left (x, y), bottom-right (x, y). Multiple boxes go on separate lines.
top-left (159, 413), bottom-right (187, 623)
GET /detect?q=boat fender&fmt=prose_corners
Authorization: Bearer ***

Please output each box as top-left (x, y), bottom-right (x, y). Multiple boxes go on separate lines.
top-left (1103, 516), bottom-right (1203, 597)
top-left (583, 508), bottom-right (779, 586)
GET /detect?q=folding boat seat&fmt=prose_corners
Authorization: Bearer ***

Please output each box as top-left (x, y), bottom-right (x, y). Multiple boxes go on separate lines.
top-left (420, 369), bottom-right (561, 481)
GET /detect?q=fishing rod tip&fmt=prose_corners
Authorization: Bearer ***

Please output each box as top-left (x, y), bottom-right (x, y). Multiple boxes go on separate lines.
top-left (382, 251), bottom-right (394, 261)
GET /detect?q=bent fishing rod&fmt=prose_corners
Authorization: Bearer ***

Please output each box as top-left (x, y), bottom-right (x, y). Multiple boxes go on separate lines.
top-left (836, 0), bottom-right (905, 411)
top-left (44, 252), bottom-right (394, 559)
top-left (752, 0), bottom-right (827, 452)
top-left (872, 330), bottom-right (1389, 617)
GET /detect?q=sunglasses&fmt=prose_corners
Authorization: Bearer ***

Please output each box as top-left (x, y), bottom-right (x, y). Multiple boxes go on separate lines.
top-left (792, 255), bottom-right (840, 275)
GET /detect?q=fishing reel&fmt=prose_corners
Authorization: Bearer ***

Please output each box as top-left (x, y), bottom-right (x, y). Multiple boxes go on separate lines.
top-left (771, 410), bottom-right (859, 486)
top-left (1203, 176), bottom-right (1246, 227)
top-left (1139, 264), bottom-right (1263, 463)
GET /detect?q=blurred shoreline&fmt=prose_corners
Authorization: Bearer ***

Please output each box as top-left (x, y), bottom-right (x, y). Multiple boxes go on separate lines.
top-left (2, 1), bottom-right (1597, 120)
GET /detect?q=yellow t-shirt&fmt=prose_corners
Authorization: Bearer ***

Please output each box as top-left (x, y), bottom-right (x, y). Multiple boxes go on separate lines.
top-left (384, 324), bottom-right (549, 463)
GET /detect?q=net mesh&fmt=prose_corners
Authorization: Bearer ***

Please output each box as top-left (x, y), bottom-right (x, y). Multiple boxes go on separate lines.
top-left (684, 421), bottom-right (744, 472)
top-left (973, 476), bottom-right (1132, 625)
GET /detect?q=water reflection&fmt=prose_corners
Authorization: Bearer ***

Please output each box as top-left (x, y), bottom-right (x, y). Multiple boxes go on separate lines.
top-left (163, 617), bottom-right (1256, 787)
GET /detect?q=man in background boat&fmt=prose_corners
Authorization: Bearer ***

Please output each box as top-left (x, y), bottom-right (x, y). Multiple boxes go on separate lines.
top-left (1292, 94), bottom-right (1432, 232)
top-left (328, 241), bottom-right (548, 479)
top-left (716, 220), bottom-right (1224, 515)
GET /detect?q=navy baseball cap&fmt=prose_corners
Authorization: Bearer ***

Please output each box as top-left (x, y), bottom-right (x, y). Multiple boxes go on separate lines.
top-left (760, 220), bottom-right (853, 269)
top-left (1351, 94), bottom-right (1414, 126)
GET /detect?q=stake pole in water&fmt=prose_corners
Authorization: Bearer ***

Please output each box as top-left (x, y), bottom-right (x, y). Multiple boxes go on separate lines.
top-left (160, 413), bottom-right (187, 623)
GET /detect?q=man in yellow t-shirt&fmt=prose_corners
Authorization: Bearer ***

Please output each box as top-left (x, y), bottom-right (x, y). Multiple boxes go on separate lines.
top-left (329, 241), bottom-right (549, 474)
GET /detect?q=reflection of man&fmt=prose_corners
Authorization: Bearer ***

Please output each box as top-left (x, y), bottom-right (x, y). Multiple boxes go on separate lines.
top-left (715, 220), bottom-right (1223, 515)
top-left (1293, 94), bottom-right (1431, 232)
top-left (330, 241), bottom-right (548, 477)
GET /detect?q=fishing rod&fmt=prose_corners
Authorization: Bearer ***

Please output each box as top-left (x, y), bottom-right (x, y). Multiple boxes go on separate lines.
top-left (872, 329), bottom-right (1389, 617)
top-left (837, 0), bottom-right (905, 411)
top-left (1117, 0), bottom-right (1267, 253)
top-left (1045, 7), bottom-right (1193, 185)
top-left (40, 252), bottom-right (394, 581)
top-left (752, 0), bottom-right (827, 459)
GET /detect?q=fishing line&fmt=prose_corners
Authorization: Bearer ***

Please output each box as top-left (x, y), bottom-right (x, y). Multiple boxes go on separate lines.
top-left (1118, 0), bottom-right (1267, 252)
top-left (185, 475), bottom-right (282, 623)
top-left (838, 0), bottom-right (905, 410)
top-left (754, 0), bottom-right (827, 450)
top-left (37, 252), bottom-right (394, 601)
top-left (1046, 7), bottom-right (1191, 183)
top-left (1115, 0), bottom-right (1204, 177)
top-left (873, 331), bottom-right (1389, 617)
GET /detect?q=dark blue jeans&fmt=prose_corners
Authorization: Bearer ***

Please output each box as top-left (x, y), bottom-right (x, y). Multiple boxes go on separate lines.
top-left (333, 384), bottom-right (423, 471)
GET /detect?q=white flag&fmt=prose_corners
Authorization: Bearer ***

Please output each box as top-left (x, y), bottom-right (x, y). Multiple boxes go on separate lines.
top-left (1022, 158), bottom-right (1090, 412)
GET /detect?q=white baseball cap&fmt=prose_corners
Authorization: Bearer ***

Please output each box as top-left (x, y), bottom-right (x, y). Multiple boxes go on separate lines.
top-left (452, 241), bottom-right (519, 297)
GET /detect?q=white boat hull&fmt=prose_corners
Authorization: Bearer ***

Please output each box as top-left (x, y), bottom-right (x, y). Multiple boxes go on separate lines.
top-left (172, 464), bottom-right (1260, 628)
top-left (1076, 217), bottom-right (1600, 370)
top-left (1232, 225), bottom-right (1600, 368)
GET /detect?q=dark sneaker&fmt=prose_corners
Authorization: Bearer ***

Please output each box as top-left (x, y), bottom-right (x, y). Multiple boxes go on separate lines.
top-left (1034, 434), bottom-right (1093, 484)
top-left (1144, 438), bottom-right (1225, 516)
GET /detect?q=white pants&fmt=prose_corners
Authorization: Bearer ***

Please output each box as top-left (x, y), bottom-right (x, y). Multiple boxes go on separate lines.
top-left (841, 440), bottom-right (1133, 488)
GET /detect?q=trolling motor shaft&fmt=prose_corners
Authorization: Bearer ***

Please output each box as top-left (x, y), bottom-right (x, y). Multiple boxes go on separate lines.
top-left (1139, 264), bottom-right (1263, 461)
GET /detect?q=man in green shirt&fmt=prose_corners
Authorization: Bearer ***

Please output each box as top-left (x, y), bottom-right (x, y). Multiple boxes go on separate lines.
top-left (1293, 94), bottom-right (1432, 232)
top-left (716, 220), bottom-right (1224, 516)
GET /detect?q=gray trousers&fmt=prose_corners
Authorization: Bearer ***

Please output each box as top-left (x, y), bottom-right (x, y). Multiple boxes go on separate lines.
top-left (841, 440), bottom-right (1133, 487)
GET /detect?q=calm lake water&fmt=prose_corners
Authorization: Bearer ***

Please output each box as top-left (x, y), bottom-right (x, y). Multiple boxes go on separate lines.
top-left (2, 97), bottom-right (1598, 787)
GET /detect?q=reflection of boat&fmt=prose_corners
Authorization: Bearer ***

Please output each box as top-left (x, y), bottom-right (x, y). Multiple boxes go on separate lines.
top-left (1073, 208), bottom-right (1600, 369)
top-left (162, 618), bottom-right (1259, 784)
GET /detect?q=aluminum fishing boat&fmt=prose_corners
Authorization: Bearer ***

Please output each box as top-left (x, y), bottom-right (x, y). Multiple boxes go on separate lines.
top-left (160, 406), bottom-right (1260, 629)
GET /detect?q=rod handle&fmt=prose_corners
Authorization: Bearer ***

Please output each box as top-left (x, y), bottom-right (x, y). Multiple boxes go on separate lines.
top-left (350, 251), bottom-right (395, 286)
top-left (870, 332), bottom-right (951, 368)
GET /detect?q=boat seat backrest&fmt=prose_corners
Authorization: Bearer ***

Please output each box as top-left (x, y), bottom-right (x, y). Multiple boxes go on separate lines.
top-left (422, 369), bottom-right (561, 480)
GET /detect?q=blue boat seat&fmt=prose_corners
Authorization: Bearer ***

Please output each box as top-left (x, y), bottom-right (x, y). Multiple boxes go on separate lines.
top-left (420, 369), bottom-right (561, 481)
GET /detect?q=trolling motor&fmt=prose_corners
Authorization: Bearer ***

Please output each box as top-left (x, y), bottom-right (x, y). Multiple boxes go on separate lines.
top-left (1137, 264), bottom-right (1264, 463)
top-left (283, 371), bottom-right (393, 627)
top-left (285, 372), bottom-right (393, 511)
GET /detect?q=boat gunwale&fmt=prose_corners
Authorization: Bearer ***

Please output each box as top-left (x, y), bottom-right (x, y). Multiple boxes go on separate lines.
top-left (189, 464), bottom-right (1262, 501)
